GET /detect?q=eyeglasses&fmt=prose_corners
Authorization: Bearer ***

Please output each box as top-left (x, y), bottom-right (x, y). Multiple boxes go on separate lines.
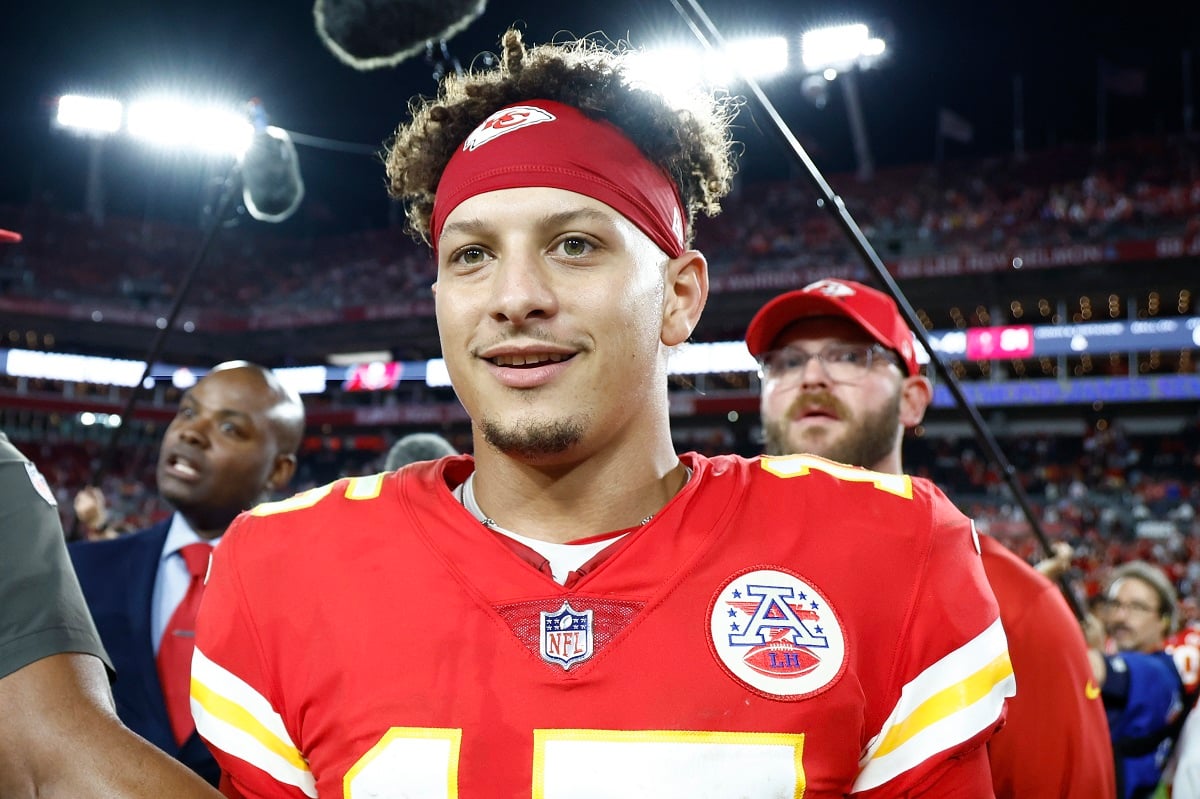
top-left (1103, 599), bottom-right (1161, 617)
top-left (757, 343), bottom-right (899, 386)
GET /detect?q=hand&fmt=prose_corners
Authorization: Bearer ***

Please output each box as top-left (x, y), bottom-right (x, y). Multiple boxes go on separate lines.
top-left (1035, 541), bottom-right (1073, 580)
top-left (73, 486), bottom-right (109, 531)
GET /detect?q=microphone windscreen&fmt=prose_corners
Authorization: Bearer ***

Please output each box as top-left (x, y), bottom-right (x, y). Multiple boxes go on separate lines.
top-left (240, 127), bottom-right (305, 223)
top-left (313, 0), bottom-right (487, 70)
top-left (385, 433), bottom-right (459, 470)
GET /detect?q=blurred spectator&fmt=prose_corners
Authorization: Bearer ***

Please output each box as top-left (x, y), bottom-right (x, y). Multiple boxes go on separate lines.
top-left (1089, 561), bottom-right (1186, 799)
top-left (384, 432), bottom-right (458, 471)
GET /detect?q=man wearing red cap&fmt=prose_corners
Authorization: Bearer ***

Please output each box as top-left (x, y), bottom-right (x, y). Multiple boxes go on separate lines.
top-left (746, 277), bottom-right (1116, 797)
top-left (192, 30), bottom-right (1012, 798)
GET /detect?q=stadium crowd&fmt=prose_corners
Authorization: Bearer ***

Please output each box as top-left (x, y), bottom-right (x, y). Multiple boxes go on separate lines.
top-left (2, 135), bottom-right (1197, 317)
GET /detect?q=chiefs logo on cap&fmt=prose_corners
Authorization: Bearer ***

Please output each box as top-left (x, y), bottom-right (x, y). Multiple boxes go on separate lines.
top-left (802, 278), bottom-right (856, 299)
top-left (462, 105), bottom-right (557, 152)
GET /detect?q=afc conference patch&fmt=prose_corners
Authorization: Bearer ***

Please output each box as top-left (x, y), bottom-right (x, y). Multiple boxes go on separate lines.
top-left (708, 567), bottom-right (847, 700)
top-left (540, 601), bottom-right (594, 670)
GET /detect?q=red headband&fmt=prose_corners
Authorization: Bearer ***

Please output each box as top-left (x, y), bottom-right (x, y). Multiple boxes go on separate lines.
top-left (430, 100), bottom-right (687, 258)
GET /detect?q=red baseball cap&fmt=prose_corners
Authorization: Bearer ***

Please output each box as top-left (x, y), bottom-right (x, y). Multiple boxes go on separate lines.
top-left (0, 229), bottom-right (20, 244)
top-left (745, 278), bottom-right (919, 376)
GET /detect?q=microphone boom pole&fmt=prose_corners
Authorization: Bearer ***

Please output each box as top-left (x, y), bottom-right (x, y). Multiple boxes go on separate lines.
top-left (667, 0), bottom-right (1086, 620)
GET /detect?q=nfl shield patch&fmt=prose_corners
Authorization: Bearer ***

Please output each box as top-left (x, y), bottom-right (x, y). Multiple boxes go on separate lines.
top-left (24, 462), bottom-right (58, 507)
top-left (540, 601), bottom-right (594, 670)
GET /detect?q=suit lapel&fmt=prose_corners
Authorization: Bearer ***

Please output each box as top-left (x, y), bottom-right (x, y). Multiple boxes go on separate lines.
top-left (128, 521), bottom-right (176, 749)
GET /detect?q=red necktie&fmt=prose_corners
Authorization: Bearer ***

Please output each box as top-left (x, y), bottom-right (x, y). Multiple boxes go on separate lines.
top-left (157, 542), bottom-right (212, 745)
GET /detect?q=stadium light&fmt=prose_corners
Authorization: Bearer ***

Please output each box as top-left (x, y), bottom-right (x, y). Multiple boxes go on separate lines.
top-left (626, 36), bottom-right (789, 98)
top-left (127, 97), bottom-right (254, 157)
top-left (797, 22), bottom-right (889, 181)
top-left (55, 92), bottom-right (259, 223)
top-left (800, 24), bottom-right (886, 72)
top-left (55, 95), bottom-right (124, 135)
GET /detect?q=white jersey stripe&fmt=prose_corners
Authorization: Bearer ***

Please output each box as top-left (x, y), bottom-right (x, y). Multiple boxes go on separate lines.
top-left (191, 647), bottom-right (317, 797)
top-left (853, 618), bottom-right (1015, 792)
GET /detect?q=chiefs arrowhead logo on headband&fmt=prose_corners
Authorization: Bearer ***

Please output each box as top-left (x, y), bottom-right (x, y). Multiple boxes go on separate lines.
top-left (432, 100), bottom-right (687, 259)
top-left (463, 106), bottom-right (557, 151)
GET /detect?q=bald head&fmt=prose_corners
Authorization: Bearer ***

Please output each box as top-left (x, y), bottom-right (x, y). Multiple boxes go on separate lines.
top-left (208, 361), bottom-right (305, 453)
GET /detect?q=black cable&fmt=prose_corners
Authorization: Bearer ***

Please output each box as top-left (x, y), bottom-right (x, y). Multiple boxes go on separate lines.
top-left (668, 0), bottom-right (1086, 620)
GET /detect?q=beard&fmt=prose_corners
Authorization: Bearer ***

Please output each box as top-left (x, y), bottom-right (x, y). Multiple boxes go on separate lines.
top-left (479, 414), bottom-right (584, 459)
top-left (762, 388), bottom-right (901, 470)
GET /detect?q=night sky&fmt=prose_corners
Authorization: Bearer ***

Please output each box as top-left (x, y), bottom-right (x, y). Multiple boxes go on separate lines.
top-left (1, 0), bottom-right (1195, 233)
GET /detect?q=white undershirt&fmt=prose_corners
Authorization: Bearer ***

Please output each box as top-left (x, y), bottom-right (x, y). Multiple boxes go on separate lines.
top-left (455, 473), bottom-right (621, 584)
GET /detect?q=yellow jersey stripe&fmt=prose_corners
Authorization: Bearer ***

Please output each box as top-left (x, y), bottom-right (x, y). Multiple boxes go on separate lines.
top-left (853, 618), bottom-right (1015, 792)
top-left (191, 678), bottom-right (309, 772)
top-left (873, 650), bottom-right (1014, 758)
top-left (191, 648), bottom-right (316, 797)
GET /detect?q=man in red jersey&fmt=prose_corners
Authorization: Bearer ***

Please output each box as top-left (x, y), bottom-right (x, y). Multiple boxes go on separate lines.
top-left (745, 277), bottom-right (1115, 798)
top-left (192, 29), bottom-right (1012, 798)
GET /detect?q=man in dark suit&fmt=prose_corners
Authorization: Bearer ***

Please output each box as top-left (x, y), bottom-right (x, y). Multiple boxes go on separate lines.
top-left (69, 361), bottom-right (305, 786)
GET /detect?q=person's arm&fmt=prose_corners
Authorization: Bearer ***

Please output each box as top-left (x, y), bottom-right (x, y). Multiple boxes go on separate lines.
top-left (1083, 613), bottom-right (1109, 686)
top-left (0, 652), bottom-right (221, 799)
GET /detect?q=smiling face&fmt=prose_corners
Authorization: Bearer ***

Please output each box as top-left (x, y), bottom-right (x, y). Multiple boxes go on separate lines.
top-left (156, 366), bottom-right (296, 536)
top-left (759, 317), bottom-right (925, 472)
top-left (434, 186), bottom-right (704, 464)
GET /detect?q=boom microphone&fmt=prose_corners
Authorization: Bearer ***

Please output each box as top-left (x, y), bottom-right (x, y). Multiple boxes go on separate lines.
top-left (239, 126), bottom-right (305, 223)
top-left (385, 432), bottom-right (458, 470)
top-left (313, 0), bottom-right (487, 70)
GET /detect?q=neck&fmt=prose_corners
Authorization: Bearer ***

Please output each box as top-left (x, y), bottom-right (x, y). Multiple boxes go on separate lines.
top-left (471, 436), bottom-right (687, 544)
top-left (180, 513), bottom-right (230, 541)
top-left (872, 449), bottom-right (903, 475)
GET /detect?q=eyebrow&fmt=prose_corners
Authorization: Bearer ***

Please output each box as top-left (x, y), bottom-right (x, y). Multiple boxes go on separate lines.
top-left (440, 207), bottom-right (617, 240)
top-left (179, 394), bottom-right (254, 426)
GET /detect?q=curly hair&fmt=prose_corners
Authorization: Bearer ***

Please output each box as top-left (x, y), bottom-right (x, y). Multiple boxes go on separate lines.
top-left (385, 28), bottom-right (739, 247)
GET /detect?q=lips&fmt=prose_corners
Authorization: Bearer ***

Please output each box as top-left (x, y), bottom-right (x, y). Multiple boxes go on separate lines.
top-left (489, 352), bottom-right (574, 368)
top-left (162, 451), bottom-right (203, 481)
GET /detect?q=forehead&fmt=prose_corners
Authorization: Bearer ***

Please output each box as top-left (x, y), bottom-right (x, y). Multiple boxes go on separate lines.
top-left (185, 369), bottom-right (277, 418)
top-left (774, 316), bottom-right (875, 348)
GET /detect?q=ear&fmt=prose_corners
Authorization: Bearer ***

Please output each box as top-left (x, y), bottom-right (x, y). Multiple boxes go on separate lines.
top-left (898, 375), bottom-right (933, 429)
top-left (661, 249), bottom-right (709, 347)
top-left (266, 453), bottom-right (298, 492)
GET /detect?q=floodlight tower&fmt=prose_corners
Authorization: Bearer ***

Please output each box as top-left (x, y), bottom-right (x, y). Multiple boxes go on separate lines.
top-left (799, 23), bottom-right (888, 182)
top-left (54, 93), bottom-right (260, 226)
top-left (54, 95), bottom-right (124, 225)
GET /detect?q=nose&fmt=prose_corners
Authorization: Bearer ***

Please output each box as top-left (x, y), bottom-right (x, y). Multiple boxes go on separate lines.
top-left (798, 352), bottom-right (831, 388)
top-left (488, 250), bottom-right (558, 326)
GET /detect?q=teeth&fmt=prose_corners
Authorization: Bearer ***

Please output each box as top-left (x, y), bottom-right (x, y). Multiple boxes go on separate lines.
top-left (492, 353), bottom-right (569, 367)
top-left (171, 457), bottom-right (198, 477)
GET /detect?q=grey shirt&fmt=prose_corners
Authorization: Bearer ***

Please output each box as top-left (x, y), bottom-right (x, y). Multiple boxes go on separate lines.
top-left (0, 433), bottom-right (111, 678)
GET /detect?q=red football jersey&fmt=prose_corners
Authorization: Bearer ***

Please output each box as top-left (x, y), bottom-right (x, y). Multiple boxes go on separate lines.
top-left (1167, 627), bottom-right (1200, 700)
top-left (978, 535), bottom-right (1116, 798)
top-left (192, 453), bottom-right (1012, 798)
